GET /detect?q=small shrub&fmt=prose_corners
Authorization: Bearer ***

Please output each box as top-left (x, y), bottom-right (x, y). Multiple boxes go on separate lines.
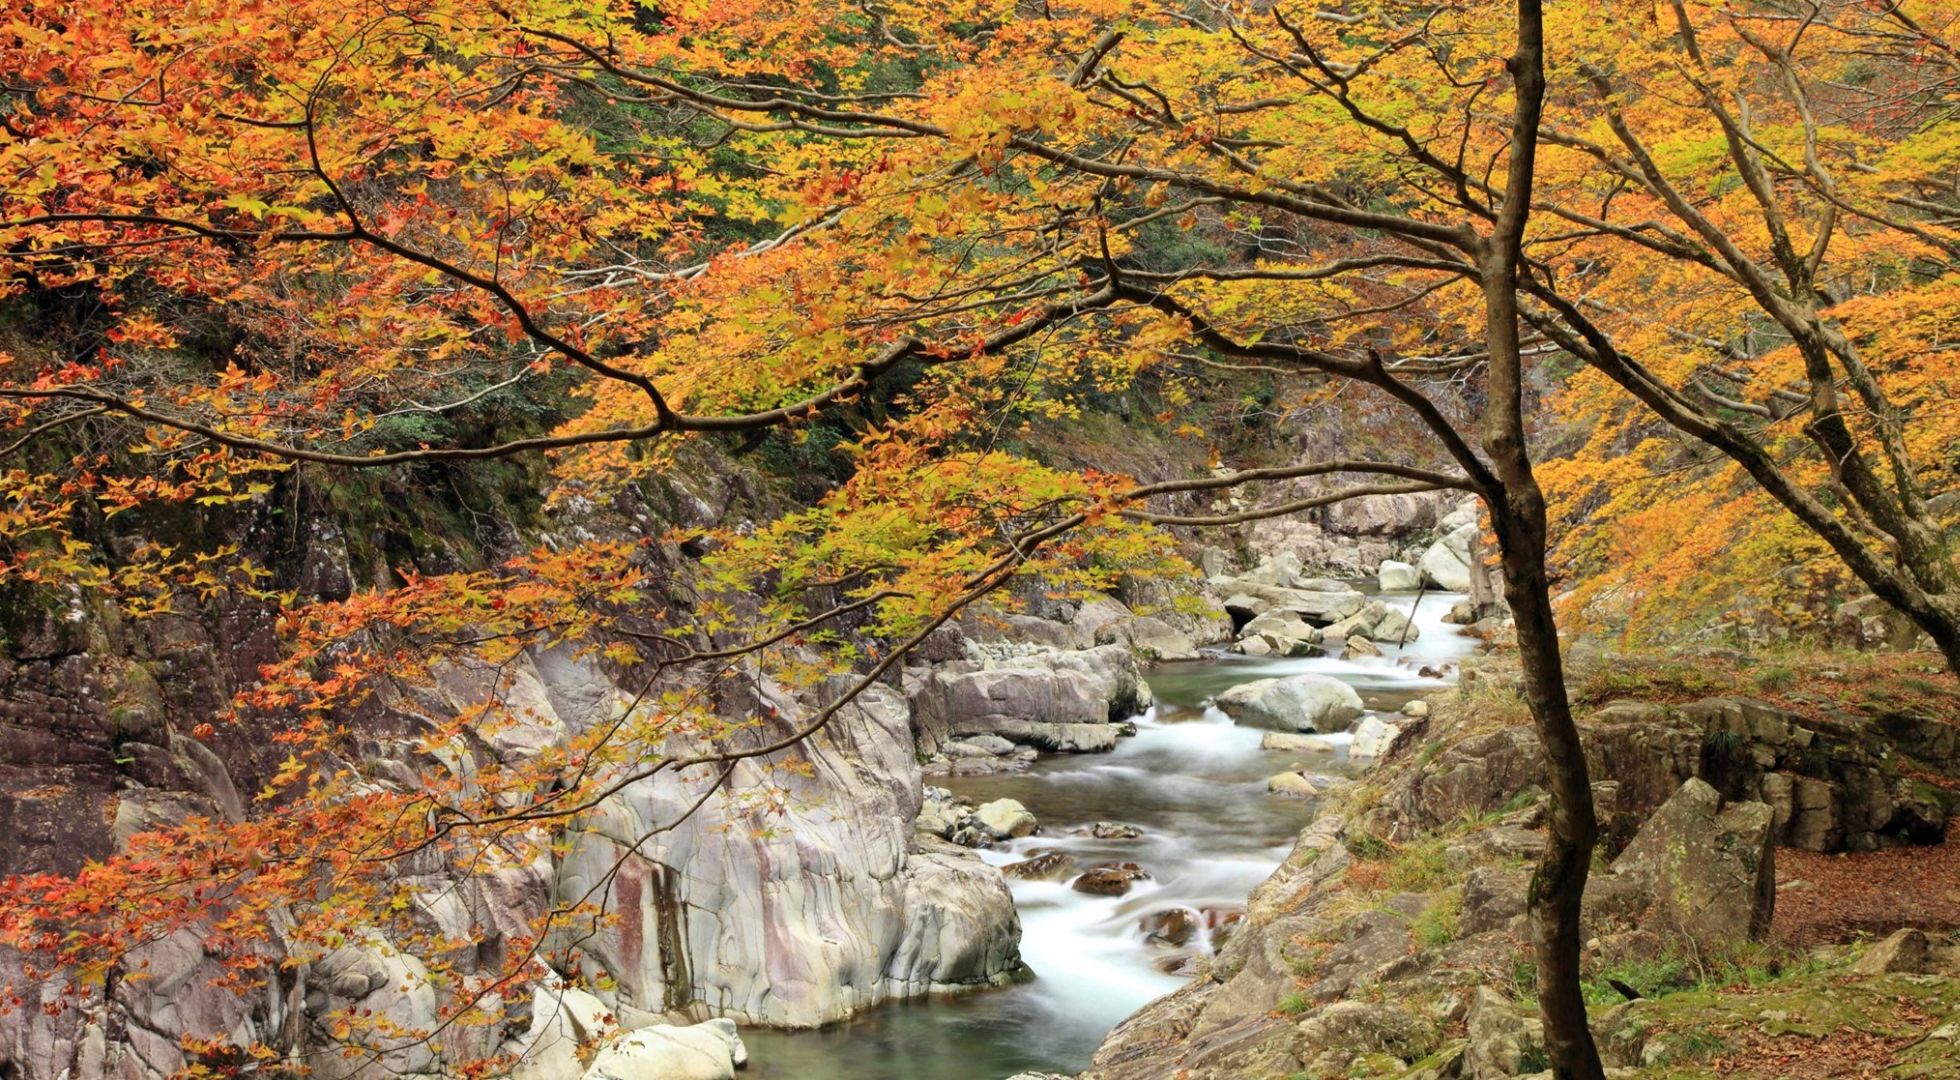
top-left (1753, 665), bottom-right (1797, 692)
top-left (1344, 831), bottom-right (1395, 861)
top-left (1384, 837), bottom-right (1451, 893)
top-left (1412, 890), bottom-right (1462, 951)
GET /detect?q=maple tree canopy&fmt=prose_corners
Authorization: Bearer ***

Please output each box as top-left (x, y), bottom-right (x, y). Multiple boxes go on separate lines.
top-left (0, 0), bottom-right (1953, 1072)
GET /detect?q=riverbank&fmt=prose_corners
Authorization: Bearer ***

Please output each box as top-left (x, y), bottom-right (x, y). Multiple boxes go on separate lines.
top-left (1075, 647), bottom-right (1960, 1079)
top-left (741, 585), bottom-right (1478, 1079)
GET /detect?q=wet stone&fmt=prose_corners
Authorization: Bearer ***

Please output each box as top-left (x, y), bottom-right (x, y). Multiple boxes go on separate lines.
top-left (1072, 862), bottom-right (1151, 897)
top-left (1003, 850), bottom-right (1079, 882)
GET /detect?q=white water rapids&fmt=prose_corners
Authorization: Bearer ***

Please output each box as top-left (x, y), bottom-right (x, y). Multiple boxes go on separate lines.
top-left (741, 589), bottom-right (1479, 1078)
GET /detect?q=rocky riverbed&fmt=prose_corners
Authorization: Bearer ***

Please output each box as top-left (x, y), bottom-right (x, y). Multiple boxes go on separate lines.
top-left (738, 586), bottom-right (1479, 1080)
top-left (0, 491), bottom-right (1509, 1079)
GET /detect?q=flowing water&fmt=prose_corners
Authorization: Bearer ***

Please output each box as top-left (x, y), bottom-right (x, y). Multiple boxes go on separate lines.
top-left (741, 590), bottom-right (1478, 1079)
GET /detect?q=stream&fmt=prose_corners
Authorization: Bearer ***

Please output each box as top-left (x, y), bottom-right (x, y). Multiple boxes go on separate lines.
top-left (741, 589), bottom-right (1478, 1079)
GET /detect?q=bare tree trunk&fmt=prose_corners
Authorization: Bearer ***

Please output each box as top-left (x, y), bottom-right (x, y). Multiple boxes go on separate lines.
top-left (1480, 3), bottom-right (1605, 1073)
top-left (1489, 494), bottom-right (1605, 1080)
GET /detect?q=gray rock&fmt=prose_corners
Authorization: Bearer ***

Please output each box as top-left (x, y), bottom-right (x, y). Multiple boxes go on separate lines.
top-left (1293, 1000), bottom-right (1425, 1073)
top-left (1377, 559), bottom-right (1421, 591)
top-left (1345, 634), bottom-right (1382, 659)
top-left (1261, 731), bottom-right (1337, 753)
top-left (1240, 609), bottom-right (1321, 647)
top-left (972, 798), bottom-right (1038, 839)
top-left (1325, 491), bottom-right (1442, 536)
top-left (1216, 674), bottom-right (1365, 733)
top-left (1349, 715), bottom-right (1402, 759)
top-left (1463, 987), bottom-right (1542, 1079)
top-left (1124, 616), bottom-right (1200, 661)
top-left (1267, 772), bottom-right (1319, 797)
top-left (1460, 867), bottom-right (1531, 936)
top-left (1604, 778), bottom-right (1776, 945)
top-left (582, 1018), bottom-right (745, 1080)
top-left (910, 644), bottom-right (1145, 754)
top-left (1077, 821), bottom-right (1144, 839)
top-left (1850, 928), bottom-right (1932, 975)
top-left (1322, 600), bottom-right (1389, 641)
top-left (1002, 850), bottom-right (1079, 882)
top-left (1373, 608), bottom-right (1418, 643)
top-left (555, 675), bottom-right (1025, 1028)
top-left (1419, 523), bottom-right (1478, 591)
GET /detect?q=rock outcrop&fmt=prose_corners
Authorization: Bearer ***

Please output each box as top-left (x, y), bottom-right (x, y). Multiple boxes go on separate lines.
top-left (1586, 778), bottom-right (1777, 946)
top-left (556, 676), bottom-right (1026, 1029)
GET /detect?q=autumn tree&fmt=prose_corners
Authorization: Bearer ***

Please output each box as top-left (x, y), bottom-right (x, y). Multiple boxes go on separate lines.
top-left (0, 1), bottom-right (1623, 1076)
top-left (1521, 0), bottom-right (1960, 662)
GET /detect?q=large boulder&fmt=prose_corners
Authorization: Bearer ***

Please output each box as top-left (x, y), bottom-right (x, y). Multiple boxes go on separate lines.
top-left (1221, 583), bottom-right (1367, 627)
top-left (1598, 778), bottom-right (1776, 945)
top-left (1320, 601), bottom-right (1389, 641)
top-left (1323, 492), bottom-right (1441, 537)
top-left (581, 1019), bottom-right (746, 1080)
top-left (1215, 674), bottom-right (1364, 733)
top-left (910, 644), bottom-right (1145, 754)
top-left (509, 982), bottom-right (618, 1080)
top-left (972, 798), bottom-right (1038, 839)
top-left (1418, 523), bottom-right (1478, 591)
top-left (1238, 610), bottom-right (1322, 657)
top-left (1377, 560), bottom-right (1420, 591)
top-left (1236, 552), bottom-right (1305, 588)
top-left (1119, 617), bottom-right (1201, 661)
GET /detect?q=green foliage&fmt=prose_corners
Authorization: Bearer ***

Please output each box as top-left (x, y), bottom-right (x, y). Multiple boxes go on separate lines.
top-left (1752, 665), bottom-right (1797, 692)
top-left (1571, 657), bottom-right (1734, 707)
top-left (1412, 889), bottom-right (1462, 951)
top-left (1343, 831), bottom-right (1395, 862)
top-left (1383, 837), bottom-right (1451, 894)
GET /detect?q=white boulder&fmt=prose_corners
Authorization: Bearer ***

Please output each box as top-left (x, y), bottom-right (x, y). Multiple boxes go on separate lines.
top-left (1377, 560), bottom-right (1420, 591)
top-left (973, 798), bottom-right (1038, 839)
top-left (1215, 674), bottom-right (1364, 733)
top-left (1350, 715), bottom-right (1403, 759)
top-left (582, 1019), bottom-right (746, 1080)
top-left (1419, 523), bottom-right (1477, 591)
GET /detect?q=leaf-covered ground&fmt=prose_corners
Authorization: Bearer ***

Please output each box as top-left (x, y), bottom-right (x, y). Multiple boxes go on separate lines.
top-left (1593, 969), bottom-right (1960, 1078)
top-left (1776, 845), bottom-right (1960, 947)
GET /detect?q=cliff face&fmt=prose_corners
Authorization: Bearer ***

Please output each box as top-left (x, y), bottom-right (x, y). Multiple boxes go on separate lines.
top-left (555, 676), bottom-right (1023, 1029)
top-left (0, 456), bottom-right (1025, 1078)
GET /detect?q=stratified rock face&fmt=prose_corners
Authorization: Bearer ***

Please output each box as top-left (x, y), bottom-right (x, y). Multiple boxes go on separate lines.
top-left (1215, 674), bottom-right (1364, 733)
top-left (555, 677), bottom-right (1024, 1029)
